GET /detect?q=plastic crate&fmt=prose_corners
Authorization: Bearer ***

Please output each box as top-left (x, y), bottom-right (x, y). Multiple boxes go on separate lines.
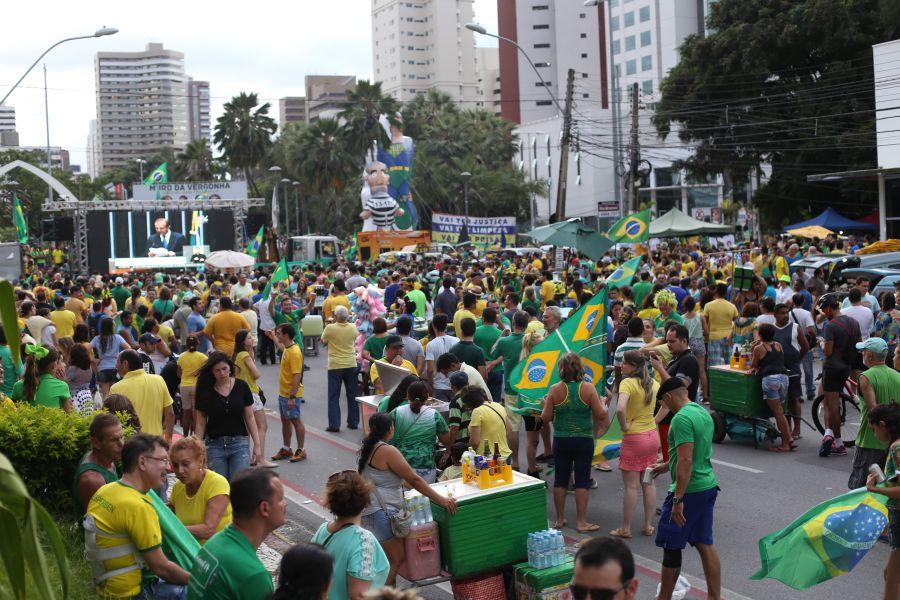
top-left (708, 366), bottom-right (768, 418)
top-left (514, 559), bottom-right (574, 600)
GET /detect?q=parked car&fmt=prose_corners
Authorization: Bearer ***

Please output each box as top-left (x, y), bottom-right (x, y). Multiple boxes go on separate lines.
top-left (872, 274), bottom-right (900, 301)
top-left (831, 267), bottom-right (900, 289)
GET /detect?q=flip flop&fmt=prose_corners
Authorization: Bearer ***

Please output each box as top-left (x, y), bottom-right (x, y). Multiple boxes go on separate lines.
top-left (642, 526), bottom-right (655, 537)
top-left (552, 521), bottom-right (567, 530)
top-left (577, 523), bottom-right (602, 533)
top-left (608, 527), bottom-right (631, 538)
top-left (769, 446), bottom-right (791, 453)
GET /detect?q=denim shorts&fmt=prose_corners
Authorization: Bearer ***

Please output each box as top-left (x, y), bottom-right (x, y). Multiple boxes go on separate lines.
top-left (251, 392), bottom-right (264, 412)
top-left (278, 395), bottom-right (302, 420)
top-left (361, 507), bottom-right (397, 542)
top-left (761, 373), bottom-right (789, 402)
top-left (656, 487), bottom-right (719, 550)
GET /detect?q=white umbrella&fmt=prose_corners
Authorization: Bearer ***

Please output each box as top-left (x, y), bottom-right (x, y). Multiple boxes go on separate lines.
top-left (204, 250), bottom-right (255, 270)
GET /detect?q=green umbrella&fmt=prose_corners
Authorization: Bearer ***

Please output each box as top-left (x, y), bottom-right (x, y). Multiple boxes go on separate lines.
top-left (524, 220), bottom-right (614, 261)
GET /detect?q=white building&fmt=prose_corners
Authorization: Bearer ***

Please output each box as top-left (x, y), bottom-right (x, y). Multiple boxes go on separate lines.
top-left (187, 78), bottom-right (211, 144)
top-left (86, 120), bottom-right (101, 179)
top-left (94, 43), bottom-right (189, 173)
top-left (371, 0), bottom-right (480, 104)
top-left (0, 104), bottom-right (14, 132)
top-left (475, 47), bottom-right (501, 115)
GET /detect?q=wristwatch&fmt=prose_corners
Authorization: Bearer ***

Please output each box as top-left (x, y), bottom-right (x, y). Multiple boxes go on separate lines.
top-left (671, 496), bottom-right (683, 505)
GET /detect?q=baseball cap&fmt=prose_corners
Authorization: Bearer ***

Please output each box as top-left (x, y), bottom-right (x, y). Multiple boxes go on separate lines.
top-left (779, 274), bottom-right (791, 283)
top-left (855, 338), bottom-right (888, 353)
top-left (115, 277), bottom-right (124, 284)
top-left (385, 335), bottom-right (403, 348)
top-left (448, 371), bottom-right (469, 389)
top-left (656, 376), bottom-right (686, 402)
top-left (138, 333), bottom-right (161, 344)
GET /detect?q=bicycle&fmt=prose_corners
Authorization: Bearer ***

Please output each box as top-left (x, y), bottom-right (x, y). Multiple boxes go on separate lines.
top-left (810, 373), bottom-right (862, 447)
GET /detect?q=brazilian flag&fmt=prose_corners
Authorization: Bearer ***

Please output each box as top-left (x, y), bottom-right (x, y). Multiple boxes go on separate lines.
top-left (607, 209), bottom-right (650, 244)
top-left (245, 226), bottom-right (264, 259)
top-left (262, 258), bottom-right (290, 299)
top-left (13, 194), bottom-right (28, 245)
top-left (752, 487), bottom-right (889, 590)
top-left (144, 162), bottom-right (168, 186)
top-left (510, 288), bottom-right (608, 401)
top-left (605, 256), bottom-right (643, 289)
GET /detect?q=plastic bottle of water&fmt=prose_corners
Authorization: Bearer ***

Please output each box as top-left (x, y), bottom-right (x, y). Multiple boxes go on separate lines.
top-left (411, 497), bottom-right (423, 526)
top-left (554, 531), bottom-right (565, 566)
top-left (422, 498), bottom-right (433, 523)
top-left (527, 533), bottom-right (535, 567)
top-left (537, 532), bottom-right (549, 569)
top-left (405, 497), bottom-right (417, 526)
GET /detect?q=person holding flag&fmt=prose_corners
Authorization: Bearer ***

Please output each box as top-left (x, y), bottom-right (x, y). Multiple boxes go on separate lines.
top-left (607, 209), bottom-right (651, 245)
top-left (245, 226), bottom-right (265, 260)
top-left (13, 193), bottom-right (28, 245)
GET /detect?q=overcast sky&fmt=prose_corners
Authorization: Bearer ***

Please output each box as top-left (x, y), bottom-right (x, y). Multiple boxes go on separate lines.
top-left (0, 0), bottom-right (499, 172)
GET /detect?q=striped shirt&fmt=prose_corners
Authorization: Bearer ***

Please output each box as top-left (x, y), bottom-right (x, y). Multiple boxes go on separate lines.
top-left (365, 192), bottom-right (399, 229)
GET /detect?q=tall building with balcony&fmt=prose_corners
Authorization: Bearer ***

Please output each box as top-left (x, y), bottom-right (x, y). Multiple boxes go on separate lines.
top-left (0, 104), bottom-right (15, 132)
top-left (94, 43), bottom-right (189, 173)
top-left (372, 0), bottom-right (480, 104)
top-left (187, 78), bottom-right (211, 143)
top-left (306, 75), bottom-right (357, 123)
top-left (279, 97), bottom-right (308, 131)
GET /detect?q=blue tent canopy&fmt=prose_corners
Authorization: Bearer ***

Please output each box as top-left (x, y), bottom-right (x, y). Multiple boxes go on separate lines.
top-left (785, 207), bottom-right (875, 232)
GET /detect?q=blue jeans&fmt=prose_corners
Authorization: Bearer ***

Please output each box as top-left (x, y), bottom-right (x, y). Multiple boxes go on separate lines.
top-left (801, 351), bottom-right (815, 399)
top-left (138, 579), bottom-right (187, 600)
top-left (205, 435), bottom-right (250, 482)
top-left (327, 366), bottom-right (360, 429)
top-left (487, 370), bottom-right (504, 404)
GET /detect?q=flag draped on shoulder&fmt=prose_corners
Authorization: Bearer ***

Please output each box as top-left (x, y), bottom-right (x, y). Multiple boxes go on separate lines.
top-left (144, 162), bottom-right (168, 186)
top-left (510, 288), bottom-right (608, 401)
top-left (262, 258), bottom-right (289, 299)
top-left (607, 209), bottom-right (650, 244)
top-left (751, 487), bottom-right (889, 590)
top-left (246, 226), bottom-right (264, 259)
top-left (605, 256), bottom-right (643, 289)
top-left (13, 194), bottom-right (28, 245)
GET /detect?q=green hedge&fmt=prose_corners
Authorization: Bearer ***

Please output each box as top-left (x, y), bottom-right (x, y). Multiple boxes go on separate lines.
top-left (0, 405), bottom-right (131, 517)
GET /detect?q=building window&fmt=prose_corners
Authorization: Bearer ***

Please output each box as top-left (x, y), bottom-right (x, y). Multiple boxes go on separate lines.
top-left (615, 64), bottom-right (622, 76)
top-left (612, 40), bottom-right (620, 54)
top-left (534, 43), bottom-right (550, 48)
top-left (610, 0), bottom-right (618, 6)
top-left (642, 80), bottom-right (653, 95)
top-left (626, 59), bottom-right (636, 75)
top-left (579, 12), bottom-right (586, 18)
top-left (535, 81), bottom-right (551, 86)
top-left (536, 100), bottom-right (552, 106)
top-left (640, 30), bottom-right (651, 46)
top-left (610, 16), bottom-right (619, 31)
top-left (624, 11), bottom-right (634, 26)
top-left (639, 6), bottom-right (650, 21)
top-left (532, 4), bottom-right (549, 9)
top-left (534, 61), bottom-right (551, 67)
top-left (583, 93), bottom-right (590, 98)
top-left (625, 35), bottom-right (635, 51)
top-left (582, 72), bottom-right (588, 78)
top-left (641, 55), bottom-right (652, 71)
top-left (580, 33), bottom-right (587, 38)
top-left (581, 52), bottom-right (588, 58)
top-left (533, 24), bottom-right (549, 29)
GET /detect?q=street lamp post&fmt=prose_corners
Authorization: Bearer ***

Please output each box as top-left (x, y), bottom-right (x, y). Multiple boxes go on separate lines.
top-left (281, 178), bottom-right (291, 237)
top-left (292, 181), bottom-right (302, 235)
top-left (459, 171), bottom-right (471, 243)
top-left (135, 158), bottom-right (147, 182)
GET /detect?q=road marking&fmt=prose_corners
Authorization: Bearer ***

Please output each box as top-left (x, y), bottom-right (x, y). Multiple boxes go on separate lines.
top-left (264, 409), bottom-right (363, 453)
top-left (711, 459), bottom-right (764, 474)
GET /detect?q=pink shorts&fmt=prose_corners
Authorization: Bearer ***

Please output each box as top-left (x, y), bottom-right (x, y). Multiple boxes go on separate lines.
top-left (618, 429), bottom-right (661, 472)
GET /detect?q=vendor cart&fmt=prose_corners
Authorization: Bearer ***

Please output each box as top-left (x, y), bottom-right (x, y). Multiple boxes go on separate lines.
top-left (708, 364), bottom-right (780, 447)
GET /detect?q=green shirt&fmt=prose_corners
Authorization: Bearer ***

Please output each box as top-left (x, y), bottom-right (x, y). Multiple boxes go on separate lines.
top-left (390, 404), bottom-right (449, 469)
top-left (405, 289), bottom-right (427, 319)
top-left (111, 286), bottom-right (131, 312)
top-left (12, 374), bottom-right (70, 409)
top-left (553, 381), bottom-right (593, 438)
top-left (274, 308), bottom-right (305, 344)
top-left (491, 332), bottom-right (524, 394)
top-left (311, 523), bottom-right (389, 600)
top-left (363, 335), bottom-right (388, 361)
top-left (654, 311), bottom-right (684, 337)
top-left (0, 345), bottom-right (22, 396)
top-left (632, 281), bottom-right (653, 310)
top-left (450, 341), bottom-right (485, 370)
top-left (188, 525), bottom-right (273, 600)
top-left (856, 365), bottom-right (900, 449)
top-left (473, 325), bottom-right (503, 367)
top-left (667, 402), bottom-right (718, 494)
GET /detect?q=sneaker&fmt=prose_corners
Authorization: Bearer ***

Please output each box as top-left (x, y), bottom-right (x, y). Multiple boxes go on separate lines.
top-left (271, 447), bottom-right (293, 461)
top-left (290, 448), bottom-right (308, 463)
top-left (819, 434), bottom-right (834, 457)
top-left (831, 445), bottom-right (848, 456)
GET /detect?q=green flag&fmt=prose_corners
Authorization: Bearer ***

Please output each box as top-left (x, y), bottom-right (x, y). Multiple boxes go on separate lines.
top-left (262, 258), bottom-right (289, 299)
top-left (245, 226), bottom-right (264, 259)
top-left (751, 487), bottom-right (889, 590)
top-left (144, 162), bottom-right (168, 186)
top-left (605, 256), bottom-right (643, 289)
top-left (607, 209), bottom-right (650, 244)
top-left (509, 288), bottom-right (608, 401)
top-left (13, 194), bottom-right (28, 245)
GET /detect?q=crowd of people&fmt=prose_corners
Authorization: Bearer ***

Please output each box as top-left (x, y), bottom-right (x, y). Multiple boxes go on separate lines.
top-left (3, 230), bottom-right (899, 600)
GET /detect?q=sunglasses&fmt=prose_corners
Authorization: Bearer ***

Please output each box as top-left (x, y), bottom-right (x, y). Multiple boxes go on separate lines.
top-left (568, 582), bottom-right (628, 600)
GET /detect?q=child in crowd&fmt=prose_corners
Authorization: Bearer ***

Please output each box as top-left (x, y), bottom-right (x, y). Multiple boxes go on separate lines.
top-left (439, 442), bottom-right (467, 482)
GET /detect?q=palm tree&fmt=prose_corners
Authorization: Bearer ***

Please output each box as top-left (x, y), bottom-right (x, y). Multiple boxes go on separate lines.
top-left (401, 90), bottom-right (459, 138)
top-left (213, 92), bottom-right (277, 196)
top-left (288, 119), bottom-right (358, 236)
top-left (338, 80), bottom-right (401, 158)
top-left (177, 139), bottom-right (214, 181)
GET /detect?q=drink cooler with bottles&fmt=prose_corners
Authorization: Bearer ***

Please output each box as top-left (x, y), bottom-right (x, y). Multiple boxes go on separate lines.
top-left (513, 559), bottom-right (575, 600)
top-left (414, 472), bottom-right (548, 577)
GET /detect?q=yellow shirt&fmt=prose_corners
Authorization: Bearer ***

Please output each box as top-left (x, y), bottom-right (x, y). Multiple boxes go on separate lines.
top-left (157, 324), bottom-right (176, 346)
top-left (473, 299), bottom-right (487, 317)
top-left (234, 350), bottom-right (260, 393)
top-left (279, 343), bottom-right (304, 398)
top-left (774, 256), bottom-right (789, 280)
top-left (124, 296), bottom-right (152, 312)
top-left (203, 310), bottom-right (250, 356)
top-left (86, 481), bottom-right (162, 599)
top-left (64, 297), bottom-right (87, 322)
top-left (322, 294), bottom-right (351, 321)
top-left (168, 469), bottom-right (233, 545)
top-left (540, 281), bottom-right (557, 308)
top-left (619, 376), bottom-right (659, 435)
top-left (703, 298), bottom-right (738, 341)
top-left (177, 351), bottom-right (207, 387)
top-left (369, 358), bottom-right (418, 385)
top-left (469, 402), bottom-right (512, 459)
top-left (50, 309), bottom-right (77, 339)
top-left (453, 309), bottom-right (477, 336)
top-left (321, 322), bottom-right (360, 370)
top-left (109, 370), bottom-right (173, 436)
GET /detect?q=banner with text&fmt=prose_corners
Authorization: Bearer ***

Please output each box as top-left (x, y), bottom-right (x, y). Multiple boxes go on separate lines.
top-left (431, 212), bottom-right (517, 247)
top-left (133, 181), bottom-right (248, 201)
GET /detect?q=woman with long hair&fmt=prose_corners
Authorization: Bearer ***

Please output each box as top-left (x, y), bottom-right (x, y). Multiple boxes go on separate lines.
top-left (389, 380), bottom-right (454, 483)
top-left (193, 351), bottom-right (263, 481)
top-left (232, 329), bottom-right (275, 467)
top-left (102, 393), bottom-right (140, 431)
top-left (13, 345), bottom-right (72, 412)
top-left (272, 543), bottom-right (333, 600)
top-left (91, 317), bottom-right (129, 397)
top-left (66, 343), bottom-right (94, 412)
top-left (152, 286), bottom-right (175, 322)
top-left (358, 412), bottom-right (457, 585)
top-left (609, 351), bottom-right (660, 539)
top-left (376, 374), bottom-right (419, 413)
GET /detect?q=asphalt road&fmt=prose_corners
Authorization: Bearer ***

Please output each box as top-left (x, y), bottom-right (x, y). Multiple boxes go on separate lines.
top-left (251, 348), bottom-right (888, 600)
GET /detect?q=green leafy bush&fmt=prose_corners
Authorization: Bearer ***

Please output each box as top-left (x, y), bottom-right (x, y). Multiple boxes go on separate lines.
top-left (0, 405), bottom-right (132, 517)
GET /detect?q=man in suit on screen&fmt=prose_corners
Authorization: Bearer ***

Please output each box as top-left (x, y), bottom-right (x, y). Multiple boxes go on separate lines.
top-left (147, 218), bottom-right (186, 256)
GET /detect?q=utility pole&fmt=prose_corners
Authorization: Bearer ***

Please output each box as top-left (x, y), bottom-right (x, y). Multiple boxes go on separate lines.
top-left (554, 68), bottom-right (575, 223)
top-left (626, 82), bottom-right (641, 213)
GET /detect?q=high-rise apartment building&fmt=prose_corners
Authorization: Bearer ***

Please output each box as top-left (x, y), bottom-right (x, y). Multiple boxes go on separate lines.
top-left (306, 75), bottom-right (356, 123)
top-left (475, 47), bottom-right (501, 116)
top-left (0, 104), bottom-right (15, 132)
top-left (279, 97), bottom-right (308, 131)
top-left (94, 43), bottom-right (189, 173)
top-left (86, 120), bottom-right (100, 178)
top-left (372, 0), bottom-right (479, 104)
top-left (187, 78), bottom-right (211, 143)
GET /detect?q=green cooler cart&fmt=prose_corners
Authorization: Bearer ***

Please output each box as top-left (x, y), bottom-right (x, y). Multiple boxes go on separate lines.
top-left (708, 364), bottom-right (781, 447)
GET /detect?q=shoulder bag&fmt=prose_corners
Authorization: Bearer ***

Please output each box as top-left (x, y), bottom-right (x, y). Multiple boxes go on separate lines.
top-left (365, 443), bottom-right (413, 538)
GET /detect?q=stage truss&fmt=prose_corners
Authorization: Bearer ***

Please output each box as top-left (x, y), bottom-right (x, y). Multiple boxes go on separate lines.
top-left (41, 198), bottom-right (264, 275)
